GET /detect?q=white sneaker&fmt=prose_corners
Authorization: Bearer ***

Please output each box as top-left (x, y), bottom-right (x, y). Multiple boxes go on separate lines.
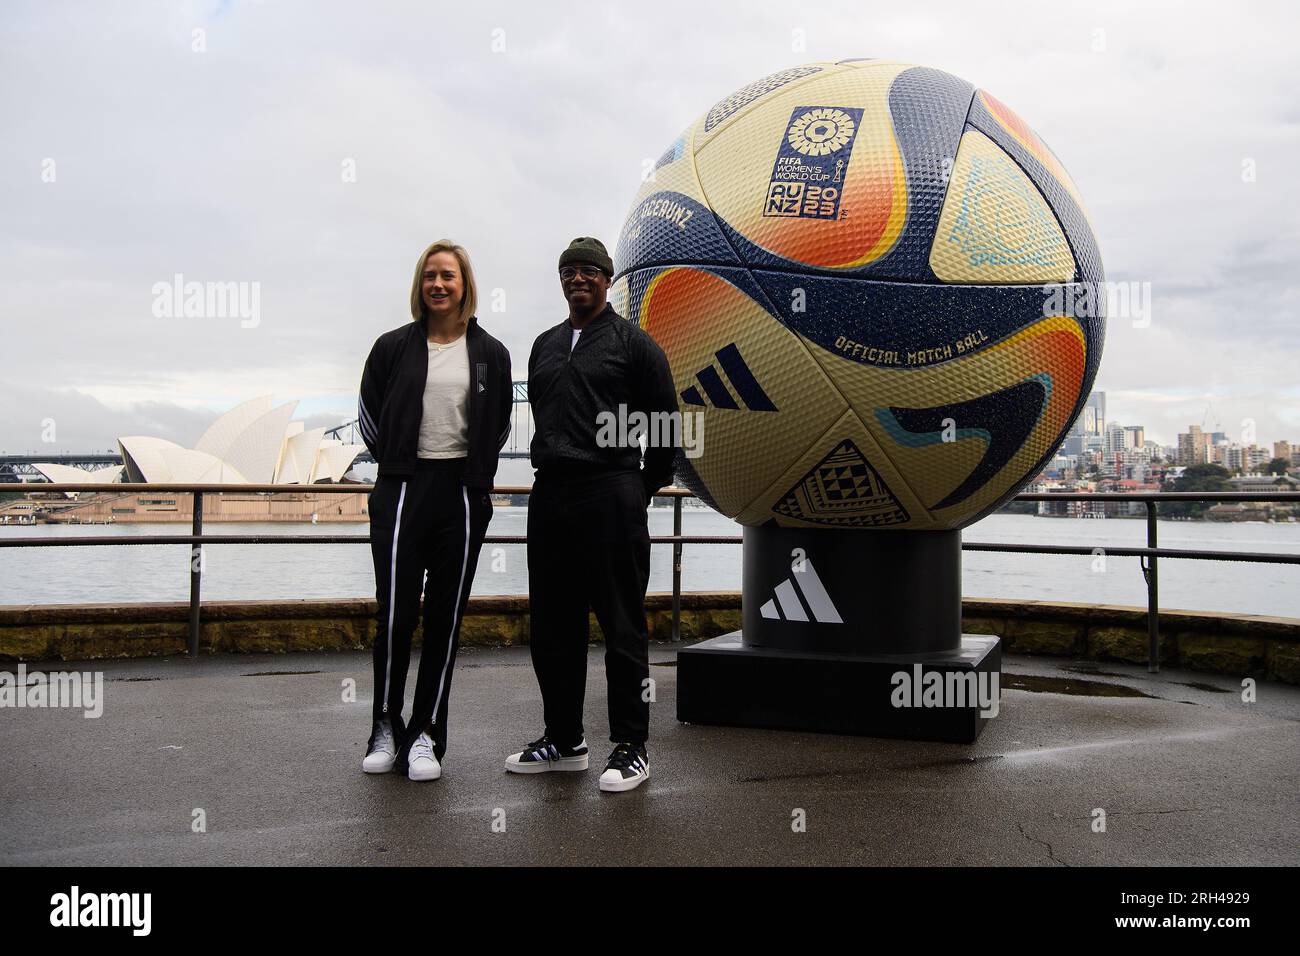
top-left (362, 719), bottom-right (397, 774)
top-left (407, 731), bottom-right (442, 781)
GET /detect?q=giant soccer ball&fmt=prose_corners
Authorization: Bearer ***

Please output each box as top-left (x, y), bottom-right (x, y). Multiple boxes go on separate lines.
top-left (612, 60), bottom-right (1104, 531)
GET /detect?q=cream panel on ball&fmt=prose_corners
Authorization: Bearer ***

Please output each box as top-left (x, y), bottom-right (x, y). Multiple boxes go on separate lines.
top-left (929, 129), bottom-right (1074, 284)
top-left (805, 314), bottom-right (1089, 529)
top-left (734, 406), bottom-right (933, 530)
top-left (634, 266), bottom-right (847, 520)
top-left (695, 61), bottom-right (912, 271)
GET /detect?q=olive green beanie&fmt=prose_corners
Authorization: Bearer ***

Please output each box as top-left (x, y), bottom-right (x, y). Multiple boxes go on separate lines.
top-left (558, 236), bottom-right (613, 276)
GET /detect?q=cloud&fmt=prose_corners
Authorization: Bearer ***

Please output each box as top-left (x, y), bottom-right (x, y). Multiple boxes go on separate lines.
top-left (1, 0), bottom-right (1296, 453)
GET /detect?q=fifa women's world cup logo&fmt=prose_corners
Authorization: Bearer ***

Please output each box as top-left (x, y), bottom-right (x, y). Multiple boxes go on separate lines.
top-left (763, 106), bottom-right (864, 220)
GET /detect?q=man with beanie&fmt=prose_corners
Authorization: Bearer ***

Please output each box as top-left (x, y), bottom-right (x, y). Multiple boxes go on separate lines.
top-left (504, 237), bottom-right (678, 793)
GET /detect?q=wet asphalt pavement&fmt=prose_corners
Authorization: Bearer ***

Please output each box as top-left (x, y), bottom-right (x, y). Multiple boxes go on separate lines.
top-left (2, 645), bottom-right (1297, 866)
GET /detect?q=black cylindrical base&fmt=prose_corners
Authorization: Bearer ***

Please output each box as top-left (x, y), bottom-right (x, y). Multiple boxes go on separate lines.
top-left (741, 524), bottom-right (962, 655)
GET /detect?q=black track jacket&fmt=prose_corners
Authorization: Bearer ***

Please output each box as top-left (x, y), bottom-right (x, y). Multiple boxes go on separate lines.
top-left (528, 303), bottom-right (678, 499)
top-left (358, 315), bottom-right (512, 488)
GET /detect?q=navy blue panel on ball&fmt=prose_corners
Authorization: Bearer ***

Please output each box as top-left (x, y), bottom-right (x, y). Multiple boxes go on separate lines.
top-left (613, 190), bottom-right (741, 278)
top-left (880, 379), bottom-right (1048, 509)
top-left (870, 67), bottom-right (975, 282)
top-left (749, 270), bottom-right (1098, 369)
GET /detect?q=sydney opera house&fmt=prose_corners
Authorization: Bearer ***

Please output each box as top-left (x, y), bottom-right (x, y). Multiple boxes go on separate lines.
top-left (35, 396), bottom-right (367, 487)
top-left (121, 396), bottom-right (366, 484)
top-left (11, 398), bottom-right (371, 524)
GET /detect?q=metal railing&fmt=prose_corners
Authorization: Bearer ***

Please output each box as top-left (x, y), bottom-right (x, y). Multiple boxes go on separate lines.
top-left (2, 484), bottom-right (1298, 672)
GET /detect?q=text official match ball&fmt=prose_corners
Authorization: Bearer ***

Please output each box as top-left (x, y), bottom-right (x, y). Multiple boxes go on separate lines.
top-left (611, 60), bottom-right (1105, 532)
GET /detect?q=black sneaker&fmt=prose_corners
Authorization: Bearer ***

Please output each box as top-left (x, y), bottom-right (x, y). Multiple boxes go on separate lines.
top-left (599, 742), bottom-right (649, 792)
top-left (505, 735), bottom-right (589, 774)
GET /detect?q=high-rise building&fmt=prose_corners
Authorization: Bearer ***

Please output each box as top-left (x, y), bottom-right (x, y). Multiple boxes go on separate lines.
top-left (1058, 390), bottom-right (1106, 458)
top-left (1079, 406), bottom-right (1098, 435)
top-left (1124, 425), bottom-right (1145, 448)
top-left (1087, 392), bottom-right (1106, 434)
top-left (1274, 441), bottom-right (1293, 465)
top-left (1248, 446), bottom-right (1271, 471)
top-left (1177, 425), bottom-right (1207, 466)
top-left (1104, 422), bottom-right (1126, 455)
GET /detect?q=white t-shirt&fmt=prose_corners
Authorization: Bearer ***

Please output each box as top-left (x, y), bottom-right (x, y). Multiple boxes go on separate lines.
top-left (417, 334), bottom-right (470, 459)
top-left (571, 327), bottom-right (581, 352)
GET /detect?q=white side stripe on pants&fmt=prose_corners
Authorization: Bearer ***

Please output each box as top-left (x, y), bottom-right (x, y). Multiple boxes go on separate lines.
top-left (381, 480), bottom-right (407, 715)
top-left (430, 486), bottom-right (471, 729)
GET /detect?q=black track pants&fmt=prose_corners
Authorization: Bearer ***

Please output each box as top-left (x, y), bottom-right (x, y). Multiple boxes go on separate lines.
top-left (527, 470), bottom-right (651, 746)
top-left (369, 458), bottom-right (492, 760)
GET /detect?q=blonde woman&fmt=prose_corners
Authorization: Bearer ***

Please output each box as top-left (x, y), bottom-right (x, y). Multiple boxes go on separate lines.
top-left (357, 240), bottom-right (512, 780)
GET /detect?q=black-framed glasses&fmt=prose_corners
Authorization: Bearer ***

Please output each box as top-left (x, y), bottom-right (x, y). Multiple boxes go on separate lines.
top-left (560, 265), bottom-right (604, 281)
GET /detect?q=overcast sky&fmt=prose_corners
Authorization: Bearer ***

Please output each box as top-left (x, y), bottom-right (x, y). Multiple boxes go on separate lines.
top-left (3, 0), bottom-right (1297, 468)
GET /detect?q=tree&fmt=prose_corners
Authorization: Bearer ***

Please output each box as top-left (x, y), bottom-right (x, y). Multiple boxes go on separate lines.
top-left (1164, 463), bottom-right (1232, 519)
top-left (1266, 457), bottom-right (1291, 476)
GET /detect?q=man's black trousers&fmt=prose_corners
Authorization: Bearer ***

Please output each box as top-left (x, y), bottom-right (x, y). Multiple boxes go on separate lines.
top-left (369, 457), bottom-right (492, 760)
top-left (527, 470), bottom-right (652, 746)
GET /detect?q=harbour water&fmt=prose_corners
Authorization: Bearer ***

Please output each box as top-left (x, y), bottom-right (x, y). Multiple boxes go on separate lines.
top-left (1, 510), bottom-right (1297, 618)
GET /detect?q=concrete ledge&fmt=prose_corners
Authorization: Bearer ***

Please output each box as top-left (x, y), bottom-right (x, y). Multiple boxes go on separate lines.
top-left (1, 593), bottom-right (1296, 684)
top-left (0, 593), bottom-right (741, 665)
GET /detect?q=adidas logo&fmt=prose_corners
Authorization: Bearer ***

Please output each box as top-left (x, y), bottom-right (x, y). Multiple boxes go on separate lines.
top-left (680, 343), bottom-right (777, 412)
top-left (758, 556), bottom-right (843, 623)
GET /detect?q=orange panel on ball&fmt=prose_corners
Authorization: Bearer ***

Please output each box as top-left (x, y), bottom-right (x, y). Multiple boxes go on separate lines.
top-left (635, 266), bottom-right (847, 519)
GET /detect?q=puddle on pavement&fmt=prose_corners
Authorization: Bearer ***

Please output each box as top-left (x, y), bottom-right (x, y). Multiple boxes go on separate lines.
top-left (240, 670), bottom-right (322, 677)
top-left (1002, 673), bottom-right (1154, 698)
top-left (1059, 663), bottom-right (1128, 678)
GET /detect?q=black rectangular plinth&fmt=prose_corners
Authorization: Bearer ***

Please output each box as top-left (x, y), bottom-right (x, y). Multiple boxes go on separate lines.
top-left (676, 632), bottom-right (1001, 744)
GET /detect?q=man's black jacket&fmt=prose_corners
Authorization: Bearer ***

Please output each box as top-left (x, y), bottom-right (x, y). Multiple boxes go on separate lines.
top-left (358, 315), bottom-right (512, 489)
top-left (528, 303), bottom-right (678, 499)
